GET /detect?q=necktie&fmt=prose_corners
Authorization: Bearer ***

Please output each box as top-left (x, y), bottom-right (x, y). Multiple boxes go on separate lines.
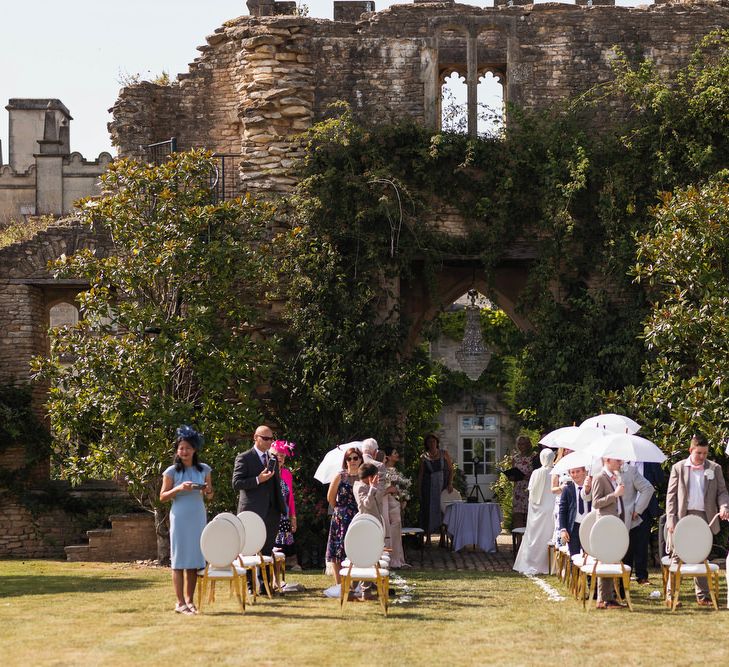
top-left (262, 452), bottom-right (269, 468)
top-left (578, 486), bottom-right (584, 514)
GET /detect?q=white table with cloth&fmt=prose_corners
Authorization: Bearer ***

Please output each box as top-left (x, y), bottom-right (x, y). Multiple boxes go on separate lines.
top-left (443, 502), bottom-right (503, 553)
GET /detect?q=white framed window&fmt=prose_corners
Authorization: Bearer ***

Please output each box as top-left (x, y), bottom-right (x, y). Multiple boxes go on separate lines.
top-left (459, 414), bottom-right (500, 488)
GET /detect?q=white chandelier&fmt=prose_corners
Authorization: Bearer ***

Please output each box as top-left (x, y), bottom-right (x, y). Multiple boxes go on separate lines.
top-left (455, 289), bottom-right (492, 381)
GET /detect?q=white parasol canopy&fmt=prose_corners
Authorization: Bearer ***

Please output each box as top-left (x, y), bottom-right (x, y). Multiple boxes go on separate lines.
top-left (586, 432), bottom-right (667, 464)
top-left (579, 413), bottom-right (641, 434)
top-left (552, 450), bottom-right (597, 476)
top-left (313, 441), bottom-right (363, 484)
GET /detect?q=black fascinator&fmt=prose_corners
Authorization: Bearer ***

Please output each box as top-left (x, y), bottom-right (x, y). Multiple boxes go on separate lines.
top-left (176, 424), bottom-right (203, 451)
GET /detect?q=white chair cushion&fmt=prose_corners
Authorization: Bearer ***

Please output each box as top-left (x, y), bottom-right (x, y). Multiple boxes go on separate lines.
top-left (582, 563), bottom-right (631, 576)
top-left (672, 515), bottom-right (713, 564)
top-left (237, 511), bottom-right (267, 555)
top-left (203, 567), bottom-right (238, 578)
top-left (339, 566), bottom-right (389, 579)
top-left (273, 552), bottom-right (286, 561)
top-left (344, 520), bottom-right (385, 567)
top-left (661, 555), bottom-right (672, 566)
top-left (342, 558), bottom-right (388, 568)
top-left (669, 562), bottom-right (719, 575)
top-left (559, 545), bottom-right (570, 555)
top-left (590, 516), bottom-right (629, 563)
top-left (578, 511), bottom-right (598, 555)
top-left (200, 519), bottom-right (241, 568)
top-left (572, 554), bottom-right (595, 566)
top-left (238, 555), bottom-right (264, 568)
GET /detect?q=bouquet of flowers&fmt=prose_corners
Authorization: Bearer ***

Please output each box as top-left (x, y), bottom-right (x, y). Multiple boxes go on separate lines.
top-left (384, 467), bottom-right (412, 502)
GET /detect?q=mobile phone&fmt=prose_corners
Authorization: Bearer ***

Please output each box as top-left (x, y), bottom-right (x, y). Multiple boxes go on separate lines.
top-left (266, 457), bottom-right (276, 472)
top-left (190, 482), bottom-right (206, 490)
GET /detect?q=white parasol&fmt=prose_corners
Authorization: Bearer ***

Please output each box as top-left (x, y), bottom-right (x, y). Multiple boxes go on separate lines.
top-left (540, 425), bottom-right (611, 452)
top-left (552, 450), bottom-right (598, 476)
top-left (313, 441), bottom-right (363, 484)
top-left (579, 413), bottom-right (641, 434)
top-left (586, 432), bottom-right (667, 464)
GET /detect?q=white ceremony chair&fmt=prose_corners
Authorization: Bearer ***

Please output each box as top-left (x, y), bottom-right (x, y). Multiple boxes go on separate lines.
top-left (667, 514), bottom-right (720, 611)
top-left (572, 510), bottom-right (597, 601)
top-left (342, 514), bottom-right (390, 570)
top-left (581, 515), bottom-right (632, 611)
top-left (340, 518), bottom-right (390, 616)
top-left (197, 515), bottom-right (246, 613)
top-left (235, 511), bottom-right (275, 603)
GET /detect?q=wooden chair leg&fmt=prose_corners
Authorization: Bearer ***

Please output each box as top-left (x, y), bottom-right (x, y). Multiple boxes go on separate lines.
top-left (672, 572), bottom-right (681, 611)
top-left (623, 574), bottom-right (633, 611)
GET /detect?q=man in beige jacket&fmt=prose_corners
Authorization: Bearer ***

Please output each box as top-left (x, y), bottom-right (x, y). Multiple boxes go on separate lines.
top-left (665, 433), bottom-right (729, 605)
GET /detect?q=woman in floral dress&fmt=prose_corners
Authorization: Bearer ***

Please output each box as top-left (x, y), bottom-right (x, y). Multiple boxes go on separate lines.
top-left (325, 446), bottom-right (361, 587)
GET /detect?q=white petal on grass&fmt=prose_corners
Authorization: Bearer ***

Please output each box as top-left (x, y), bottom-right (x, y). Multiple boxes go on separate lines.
top-left (524, 573), bottom-right (566, 602)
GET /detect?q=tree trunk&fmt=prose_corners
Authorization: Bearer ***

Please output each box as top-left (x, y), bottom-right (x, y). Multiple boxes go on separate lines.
top-left (154, 506), bottom-right (171, 565)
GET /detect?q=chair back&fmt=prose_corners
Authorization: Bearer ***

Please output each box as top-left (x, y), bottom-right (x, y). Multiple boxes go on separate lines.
top-left (200, 519), bottom-right (241, 568)
top-left (344, 519), bottom-right (385, 568)
top-left (213, 512), bottom-right (246, 552)
top-left (578, 510), bottom-right (598, 555)
top-left (672, 515), bottom-right (712, 564)
top-left (237, 511), bottom-right (267, 555)
top-left (589, 515), bottom-right (628, 564)
top-left (350, 512), bottom-right (384, 535)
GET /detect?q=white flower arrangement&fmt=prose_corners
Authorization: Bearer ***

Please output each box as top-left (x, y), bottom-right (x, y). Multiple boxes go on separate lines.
top-left (704, 468), bottom-right (715, 481)
top-left (384, 467), bottom-right (412, 501)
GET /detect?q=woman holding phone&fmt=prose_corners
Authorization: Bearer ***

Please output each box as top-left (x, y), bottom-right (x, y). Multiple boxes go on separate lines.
top-left (160, 425), bottom-right (213, 615)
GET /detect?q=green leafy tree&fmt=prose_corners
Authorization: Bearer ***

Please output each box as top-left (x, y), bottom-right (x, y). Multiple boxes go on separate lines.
top-left (32, 151), bottom-right (272, 560)
top-left (615, 175), bottom-right (729, 456)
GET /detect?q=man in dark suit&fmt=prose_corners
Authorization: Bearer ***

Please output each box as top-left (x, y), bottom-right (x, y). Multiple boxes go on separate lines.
top-left (232, 424), bottom-right (286, 555)
top-left (624, 461), bottom-right (664, 585)
top-left (558, 465), bottom-right (593, 556)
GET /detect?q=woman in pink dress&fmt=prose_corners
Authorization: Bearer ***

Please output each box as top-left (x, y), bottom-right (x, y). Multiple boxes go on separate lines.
top-left (271, 440), bottom-right (301, 571)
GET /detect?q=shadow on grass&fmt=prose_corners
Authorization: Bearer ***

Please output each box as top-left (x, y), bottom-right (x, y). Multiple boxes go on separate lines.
top-left (0, 575), bottom-right (151, 597)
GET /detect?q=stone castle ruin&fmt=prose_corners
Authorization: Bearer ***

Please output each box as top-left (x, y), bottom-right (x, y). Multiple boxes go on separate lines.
top-left (2, 0), bottom-right (729, 558)
top-left (0, 99), bottom-right (112, 222)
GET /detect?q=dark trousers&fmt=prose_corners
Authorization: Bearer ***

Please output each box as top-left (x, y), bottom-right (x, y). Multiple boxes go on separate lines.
top-left (625, 519), bottom-right (651, 581)
top-left (566, 523), bottom-right (582, 557)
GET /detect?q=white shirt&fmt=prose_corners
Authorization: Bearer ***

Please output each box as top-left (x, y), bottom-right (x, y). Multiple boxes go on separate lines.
top-left (685, 459), bottom-right (706, 511)
top-left (574, 483), bottom-right (588, 523)
top-left (603, 466), bottom-right (623, 517)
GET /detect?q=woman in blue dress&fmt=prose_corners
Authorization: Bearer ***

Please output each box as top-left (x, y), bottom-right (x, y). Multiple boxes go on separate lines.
top-left (160, 425), bottom-right (213, 615)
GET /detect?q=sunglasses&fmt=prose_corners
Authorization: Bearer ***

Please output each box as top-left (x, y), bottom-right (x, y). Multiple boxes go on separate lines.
top-left (257, 435), bottom-right (275, 442)
top-left (346, 456), bottom-right (361, 461)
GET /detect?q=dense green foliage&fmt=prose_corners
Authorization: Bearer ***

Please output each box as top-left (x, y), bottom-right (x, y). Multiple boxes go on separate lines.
top-left (32, 152), bottom-right (273, 537)
top-left (612, 176), bottom-right (729, 456)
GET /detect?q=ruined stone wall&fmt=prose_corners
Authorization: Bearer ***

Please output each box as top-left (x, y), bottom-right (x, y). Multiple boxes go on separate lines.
top-left (109, 2), bottom-right (729, 196)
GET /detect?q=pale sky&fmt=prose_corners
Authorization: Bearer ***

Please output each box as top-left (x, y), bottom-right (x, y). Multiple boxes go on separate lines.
top-left (1, 0), bottom-right (642, 162)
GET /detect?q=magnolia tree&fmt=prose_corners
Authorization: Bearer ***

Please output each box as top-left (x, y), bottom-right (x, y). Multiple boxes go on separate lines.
top-left (33, 151), bottom-right (272, 560)
top-left (622, 175), bottom-right (729, 455)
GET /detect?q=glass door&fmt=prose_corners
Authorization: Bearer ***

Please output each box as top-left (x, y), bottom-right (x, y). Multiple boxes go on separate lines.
top-left (459, 415), bottom-right (499, 501)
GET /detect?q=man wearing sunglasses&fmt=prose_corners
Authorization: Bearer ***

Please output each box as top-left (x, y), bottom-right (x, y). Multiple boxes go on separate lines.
top-left (233, 425), bottom-right (286, 555)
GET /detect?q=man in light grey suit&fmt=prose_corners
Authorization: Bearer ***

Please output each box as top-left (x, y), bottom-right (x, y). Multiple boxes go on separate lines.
top-left (665, 433), bottom-right (729, 606)
top-left (591, 457), bottom-right (653, 608)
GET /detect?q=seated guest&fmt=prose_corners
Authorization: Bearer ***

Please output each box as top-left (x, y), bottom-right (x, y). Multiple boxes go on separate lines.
top-left (558, 465), bottom-right (592, 556)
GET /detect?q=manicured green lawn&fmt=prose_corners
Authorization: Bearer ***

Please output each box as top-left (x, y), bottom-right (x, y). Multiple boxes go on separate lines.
top-left (0, 560), bottom-right (726, 666)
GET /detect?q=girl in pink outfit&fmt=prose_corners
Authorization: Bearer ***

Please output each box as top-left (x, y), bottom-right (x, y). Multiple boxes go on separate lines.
top-left (271, 440), bottom-right (301, 571)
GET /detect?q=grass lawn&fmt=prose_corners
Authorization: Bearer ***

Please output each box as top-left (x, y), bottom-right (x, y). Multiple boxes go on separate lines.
top-left (0, 559), bottom-right (726, 666)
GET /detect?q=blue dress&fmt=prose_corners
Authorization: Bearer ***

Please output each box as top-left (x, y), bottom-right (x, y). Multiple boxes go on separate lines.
top-left (163, 463), bottom-right (211, 569)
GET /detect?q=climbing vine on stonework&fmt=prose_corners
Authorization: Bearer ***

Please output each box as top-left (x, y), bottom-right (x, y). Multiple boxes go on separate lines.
top-left (267, 30), bottom-right (729, 451)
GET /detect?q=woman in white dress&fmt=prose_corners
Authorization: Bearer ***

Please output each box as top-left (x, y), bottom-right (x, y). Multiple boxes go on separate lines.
top-left (513, 448), bottom-right (555, 575)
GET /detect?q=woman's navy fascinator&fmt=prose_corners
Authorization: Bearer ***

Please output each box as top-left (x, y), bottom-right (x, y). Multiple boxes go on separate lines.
top-left (176, 424), bottom-right (203, 451)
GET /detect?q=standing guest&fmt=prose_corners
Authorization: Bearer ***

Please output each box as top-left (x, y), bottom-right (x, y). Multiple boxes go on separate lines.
top-left (417, 433), bottom-right (453, 546)
top-left (626, 460), bottom-right (664, 584)
top-left (665, 433), bottom-right (729, 606)
top-left (512, 435), bottom-right (535, 530)
top-left (591, 457), bottom-right (653, 608)
top-left (550, 448), bottom-right (572, 544)
top-left (362, 438), bottom-right (393, 545)
top-left (513, 448), bottom-right (556, 574)
top-left (383, 446), bottom-right (409, 568)
top-left (325, 447), bottom-right (361, 590)
top-left (354, 462), bottom-right (388, 518)
top-left (232, 425), bottom-right (286, 556)
top-left (558, 466), bottom-right (592, 556)
top-left (270, 439), bottom-right (302, 572)
top-left (160, 425), bottom-right (212, 615)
